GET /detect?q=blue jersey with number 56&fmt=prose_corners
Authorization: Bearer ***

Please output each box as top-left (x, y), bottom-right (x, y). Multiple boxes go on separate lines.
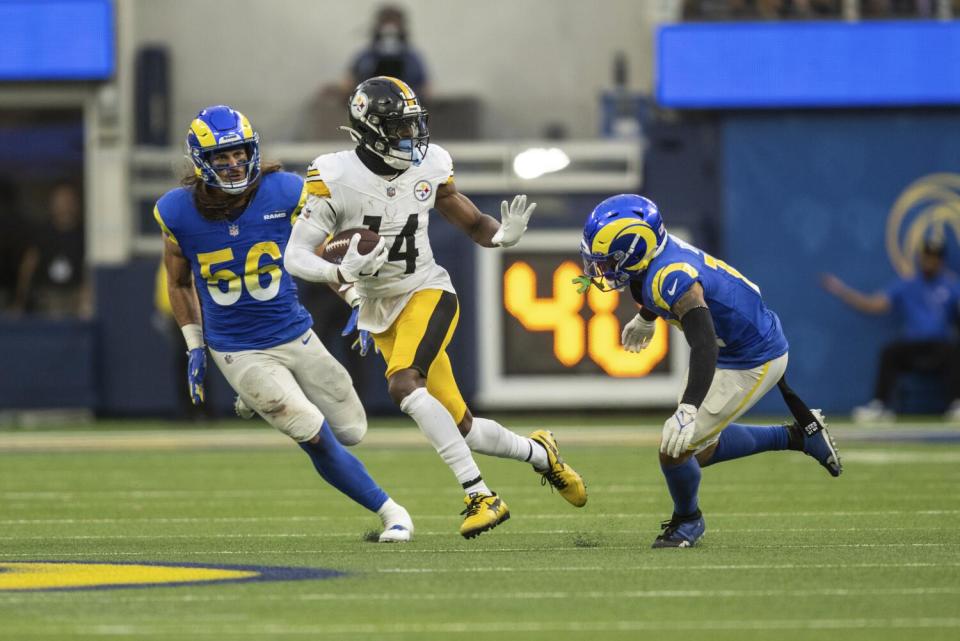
top-left (153, 172), bottom-right (312, 352)
top-left (630, 235), bottom-right (788, 369)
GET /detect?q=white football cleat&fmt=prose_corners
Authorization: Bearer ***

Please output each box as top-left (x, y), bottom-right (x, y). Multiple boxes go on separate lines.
top-left (945, 400), bottom-right (960, 422)
top-left (851, 399), bottom-right (894, 424)
top-left (378, 503), bottom-right (414, 543)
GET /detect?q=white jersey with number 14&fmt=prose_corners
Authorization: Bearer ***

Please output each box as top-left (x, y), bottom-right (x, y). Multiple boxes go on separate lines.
top-left (299, 143), bottom-right (456, 333)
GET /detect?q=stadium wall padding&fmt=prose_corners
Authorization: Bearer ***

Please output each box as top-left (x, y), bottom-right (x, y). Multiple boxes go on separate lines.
top-left (722, 110), bottom-right (960, 413)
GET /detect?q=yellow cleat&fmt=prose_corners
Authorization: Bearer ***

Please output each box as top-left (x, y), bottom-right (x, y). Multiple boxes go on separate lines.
top-left (529, 429), bottom-right (588, 507)
top-left (459, 493), bottom-right (510, 539)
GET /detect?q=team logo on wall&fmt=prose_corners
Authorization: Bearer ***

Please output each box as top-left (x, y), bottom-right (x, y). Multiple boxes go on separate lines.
top-left (886, 173), bottom-right (960, 277)
top-left (0, 561), bottom-right (343, 592)
top-left (414, 181), bottom-right (432, 201)
top-left (350, 92), bottom-right (369, 119)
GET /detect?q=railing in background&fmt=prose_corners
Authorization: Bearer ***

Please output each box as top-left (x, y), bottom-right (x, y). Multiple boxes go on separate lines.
top-left (128, 140), bottom-right (643, 253)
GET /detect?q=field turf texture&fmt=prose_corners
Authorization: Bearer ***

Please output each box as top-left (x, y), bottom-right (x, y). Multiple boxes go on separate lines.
top-left (0, 419), bottom-right (958, 640)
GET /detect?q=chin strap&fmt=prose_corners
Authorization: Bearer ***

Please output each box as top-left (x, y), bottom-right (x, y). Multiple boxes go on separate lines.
top-left (339, 125), bottom-right (364, 145)
top-left (342, 126), bottom-right (412, 171)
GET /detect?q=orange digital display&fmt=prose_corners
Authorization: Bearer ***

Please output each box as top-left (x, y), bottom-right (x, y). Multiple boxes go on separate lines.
top-left (502, 259), bottom-right (669, 378)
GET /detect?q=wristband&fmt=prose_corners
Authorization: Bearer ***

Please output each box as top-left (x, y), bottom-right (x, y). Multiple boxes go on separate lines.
top-left (181, 323), bottom-right (204, 350)
top-left (340, 284), bottom-right (361, 308)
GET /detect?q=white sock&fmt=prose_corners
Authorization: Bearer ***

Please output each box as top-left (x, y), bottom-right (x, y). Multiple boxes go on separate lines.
top-left (399, 388), bottom-right (490, 496)
top-left (465, 417), bottom-right (549, 470)
top-left (377, 498), bottom-right (413, 530)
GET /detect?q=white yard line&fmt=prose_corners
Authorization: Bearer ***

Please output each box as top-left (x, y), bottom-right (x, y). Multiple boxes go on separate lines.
top-left (0, 525), bottom-right (947, 541)
top-left (73, 618), bottom-right (960, 635)
top-left (2, 586), bottom-right (958, 604)
top-left (1, 508), bottom-right (957, 526)
top-left (0, 542), bottom-right (956, 559)
top-left (1, 425), bottom-right (959, 453)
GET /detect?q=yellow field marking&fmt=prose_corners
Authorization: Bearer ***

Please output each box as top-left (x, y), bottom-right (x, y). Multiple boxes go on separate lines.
top-left (0, 562), bottom-right (257, 592)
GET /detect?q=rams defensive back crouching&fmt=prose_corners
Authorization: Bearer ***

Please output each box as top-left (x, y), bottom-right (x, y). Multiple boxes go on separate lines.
top-left (155, 105), bottom-right (412, 542)
top-left (283, 76), bottom-right (586, 538)
top-left (578, 194), bottom-right (842, 548)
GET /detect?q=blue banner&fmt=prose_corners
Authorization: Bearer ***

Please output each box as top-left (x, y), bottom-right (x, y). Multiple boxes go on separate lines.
top-left (658, 22), bottom-right (960, 108)
top-left (723, 112), bottom-right (960, 413)
top-left (0, 0), bottom-right (114, 81)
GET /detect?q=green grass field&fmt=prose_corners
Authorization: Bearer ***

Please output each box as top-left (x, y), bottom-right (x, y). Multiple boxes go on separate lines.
top-left (1, 420), bottom-right (959, 640)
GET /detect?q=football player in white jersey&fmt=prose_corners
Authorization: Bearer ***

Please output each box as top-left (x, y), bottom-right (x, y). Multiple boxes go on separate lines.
top-left (284, 76), bottom-right (587, 538)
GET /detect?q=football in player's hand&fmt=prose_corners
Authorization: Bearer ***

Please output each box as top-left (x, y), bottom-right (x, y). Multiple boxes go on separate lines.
top-left (319, 228), bottom-right (381, 263)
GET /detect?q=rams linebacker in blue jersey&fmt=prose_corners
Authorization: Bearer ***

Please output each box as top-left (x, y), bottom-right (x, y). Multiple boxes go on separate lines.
top-left (578, 194), bottom-right (842, 548)
top-left (155, 105), bottom-right (413, 542)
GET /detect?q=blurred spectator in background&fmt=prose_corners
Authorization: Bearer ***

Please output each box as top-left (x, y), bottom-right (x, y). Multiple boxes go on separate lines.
top-left (821, 239), bottom-right (960, 423)
top-left (13, 182), bottom-right (89, 318)
top-left (341, 5), bottom-right (430, 99)
top-left (308, 5), bottom-right (431, 141)
top-left (0, 179), bottom-right (27, 311)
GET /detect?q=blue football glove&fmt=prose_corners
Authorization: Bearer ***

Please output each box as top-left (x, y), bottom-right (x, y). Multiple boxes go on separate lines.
top-left (187, 347), bottom-right (206, 405)
top-left (341, 305), bottom-right (373, 356)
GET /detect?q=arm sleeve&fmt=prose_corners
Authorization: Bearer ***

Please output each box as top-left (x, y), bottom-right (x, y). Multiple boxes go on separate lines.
top-left (679, 306), bottom-right (719, 408)
top-left (283, 218), bottom-right (340, 283)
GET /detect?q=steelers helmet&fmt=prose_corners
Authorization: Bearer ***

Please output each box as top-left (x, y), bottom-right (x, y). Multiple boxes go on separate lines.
top-left (342, 76), bottom-right (429, 170)
top-left (580, 194), bottom-right (667, 291)
top-left (186, 105), bottom-right (260, 194)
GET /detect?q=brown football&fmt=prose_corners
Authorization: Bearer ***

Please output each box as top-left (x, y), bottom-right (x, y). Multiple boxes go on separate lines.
top-left (318, 228), bottom-right (381, 263)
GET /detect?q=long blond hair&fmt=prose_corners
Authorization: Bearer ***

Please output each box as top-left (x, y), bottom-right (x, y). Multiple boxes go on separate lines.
top-left (181, 160), bottom-right (283, 221)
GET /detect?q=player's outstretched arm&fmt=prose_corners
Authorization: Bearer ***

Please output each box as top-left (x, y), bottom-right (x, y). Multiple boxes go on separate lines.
top-left (434, 180), bottom-right (535, 248)
top-left (820, 273), bottom-right (890, 314)
top-left (661, 284), bottom-right (719, 458)
top-left (163, 237), bottom-right (206, 405)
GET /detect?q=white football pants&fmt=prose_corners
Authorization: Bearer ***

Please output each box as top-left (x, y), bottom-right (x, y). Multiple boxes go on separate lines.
top-left (210, 329), bottom-right (366, 444)
top-left (679, 353), bottom-right (790, 452)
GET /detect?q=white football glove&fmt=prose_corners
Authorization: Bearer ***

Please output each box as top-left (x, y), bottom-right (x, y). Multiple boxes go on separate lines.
top-left (622, 314), bottom-right (657, 352)
top-left (661, 403), bottom-right (698, 458)
top-left (338, 234), bottom-right (388, 283)
top-left (491, 194), bottom-right (536, 248)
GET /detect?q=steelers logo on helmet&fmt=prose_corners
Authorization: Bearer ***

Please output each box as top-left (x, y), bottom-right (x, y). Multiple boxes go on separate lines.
top-left (580, 194), bottom-right (667, 291)
top-left (340, 76), bottom-right (430, 171)
top-left (350, 91), bottom-right (369, 120)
